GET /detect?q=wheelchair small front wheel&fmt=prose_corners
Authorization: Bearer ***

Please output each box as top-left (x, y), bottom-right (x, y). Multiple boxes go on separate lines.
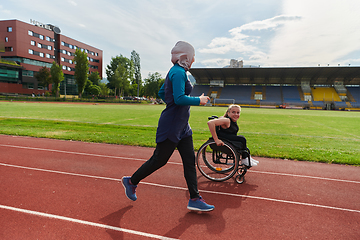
top-left (196, 139), bottom-right (239, 182)
top-left (235, 174), bottom-right (245, 184)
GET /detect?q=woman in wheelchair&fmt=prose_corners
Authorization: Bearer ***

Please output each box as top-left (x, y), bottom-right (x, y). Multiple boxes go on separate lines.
top-left (207, 104), bottom-right (259, 167)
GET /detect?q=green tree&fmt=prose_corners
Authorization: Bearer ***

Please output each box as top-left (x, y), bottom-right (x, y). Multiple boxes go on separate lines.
top-left (98, 82), bottom-right (110, 96)
top-left (84, 79), bottom-right (93, 94)
top-left (143, 72), bottom-right (164, 98)
top-left (83, 79), bottom-right (101, 96)
top-left (88, 71), bottom-right (101, 86)
top-left (131, 50), bottom-right (142, 97)
top-left (106, 55), bottom-right (133, 97)
top-left (34, 66), bottom-right (51, 90)
top-left (50, 61), bottom-right (64, 98)
top-left (113, 64), bottom-right (130, 97)
top-left (87, 85), bottom-right (101, 96)
top-left (73, 48), bottom-right (89, 98)
top-left (130, 83), bottom-right (138, 97)
top-left (106, 55), bottom-right (124, 92)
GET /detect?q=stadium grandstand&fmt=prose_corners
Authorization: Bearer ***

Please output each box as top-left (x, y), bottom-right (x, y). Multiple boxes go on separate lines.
top-left (189, 60), bottom-right (360, 110)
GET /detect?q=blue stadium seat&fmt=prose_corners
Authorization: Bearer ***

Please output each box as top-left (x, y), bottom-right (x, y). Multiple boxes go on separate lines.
top-left (263, 86), bottom-right (282, 105)
top-left (219, 85), bottom-right (253, 102)
top-left (347, 87), bottom-right (360, 103)
top-left (192, 85), bottom-right (210, 97)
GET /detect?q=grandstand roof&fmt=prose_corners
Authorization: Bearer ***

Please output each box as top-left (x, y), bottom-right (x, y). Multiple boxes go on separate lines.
top-left (189, 66), bottom-right (360, 85)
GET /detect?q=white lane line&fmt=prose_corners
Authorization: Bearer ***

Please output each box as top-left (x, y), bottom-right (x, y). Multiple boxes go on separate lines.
top-left (0, 162), bottom-right (121, 181)
top-left (143, 182), bottom-right (360, 214)
top-left (250, 170), bottom-right (360, 184)
top-left (0, 143), bottom-right (148, 163)
top-left (1, 163), bottom-right (360, 214)
top-left (1, 143), bottom-right (359, 184)
top-left (0, 204), bottom-right (177, 240)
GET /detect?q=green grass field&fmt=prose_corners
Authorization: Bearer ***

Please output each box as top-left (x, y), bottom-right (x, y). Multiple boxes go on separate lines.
top-left (0, 101), bottom-right (359, 165)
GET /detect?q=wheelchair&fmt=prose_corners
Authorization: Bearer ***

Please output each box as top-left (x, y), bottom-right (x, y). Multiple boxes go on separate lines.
top-left (196, 116), bottom-right (252, 184)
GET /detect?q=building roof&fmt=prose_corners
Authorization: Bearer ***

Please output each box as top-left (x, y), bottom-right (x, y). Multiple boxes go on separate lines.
top-left (0, 61), bottom-right (23, 69)
top-left (189, 66), bottom-right (360, 85)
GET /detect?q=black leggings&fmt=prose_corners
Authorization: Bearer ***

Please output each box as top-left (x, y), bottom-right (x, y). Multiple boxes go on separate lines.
top-left (130, 136), bottom-right (200, 199)
top-left (218, 133), bottom-right (247, 149)
top-left (217, 134), bottom-right (248, 158)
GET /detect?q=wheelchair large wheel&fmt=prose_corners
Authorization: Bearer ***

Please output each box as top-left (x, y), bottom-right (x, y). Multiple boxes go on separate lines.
top-left (196, 139), bottom-right (239, 182)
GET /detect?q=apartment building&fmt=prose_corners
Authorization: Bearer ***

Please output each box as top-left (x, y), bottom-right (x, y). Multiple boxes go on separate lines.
top-left (0, 19), bottom-right (103, 95)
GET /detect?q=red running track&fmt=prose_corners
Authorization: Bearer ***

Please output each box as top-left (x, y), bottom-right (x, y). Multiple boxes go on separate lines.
top-left (0, 134), bottom-right (359, 239)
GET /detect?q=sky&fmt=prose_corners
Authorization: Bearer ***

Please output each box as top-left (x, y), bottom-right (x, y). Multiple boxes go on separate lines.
top-left (1, 0), bottom-right (360, 80)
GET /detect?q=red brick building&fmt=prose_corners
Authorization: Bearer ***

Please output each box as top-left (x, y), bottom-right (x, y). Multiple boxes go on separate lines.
top-left (0, 19), bottom-right (103, 95)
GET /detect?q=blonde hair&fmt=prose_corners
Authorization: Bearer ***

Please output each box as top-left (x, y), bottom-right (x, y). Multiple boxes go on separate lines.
top-left (224, 104), bottom-right (241, 117)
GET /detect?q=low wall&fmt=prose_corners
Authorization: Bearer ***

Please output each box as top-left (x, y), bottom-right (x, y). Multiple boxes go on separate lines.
top-left (0, 82), bottom-right (48, 95)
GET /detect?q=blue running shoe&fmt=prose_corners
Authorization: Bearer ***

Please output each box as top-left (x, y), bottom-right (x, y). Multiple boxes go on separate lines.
top-left (187, 196), bottom-right (214, 212)
top-left (122, 176), bottom-right (137, 201)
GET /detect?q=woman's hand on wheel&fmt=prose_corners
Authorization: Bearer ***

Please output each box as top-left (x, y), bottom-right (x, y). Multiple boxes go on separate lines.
top-left (215, 139), bottom-right (224, 146)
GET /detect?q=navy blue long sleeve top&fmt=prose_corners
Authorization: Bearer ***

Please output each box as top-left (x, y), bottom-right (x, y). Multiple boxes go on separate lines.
top-left (156, 64), bottom-right (200, 143)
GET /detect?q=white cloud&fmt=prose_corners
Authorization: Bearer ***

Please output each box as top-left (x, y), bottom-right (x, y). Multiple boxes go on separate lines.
top-left (200, 58), bottom-right (231, 68)
top-left (68, 0), bottom-right (77, 6)
top-left (198, 15), bottom-right (301, 55)
top-left (268, 0), bottom-right (360, 67)
top-left (2, 0), bottom-right (360, 77)
top-left (198, 0), bottom-right (360, 68)
top-left (232, 15), bottom-right (301, 32)
top-left (0, 5), bottom-right (11, 15)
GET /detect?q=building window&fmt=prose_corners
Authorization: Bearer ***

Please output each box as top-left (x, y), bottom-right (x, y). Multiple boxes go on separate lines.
top-left (31, 40), bottom-right (35, 46)
top-left (7, 27), bottom-right (12, 32)
top-left (29, 49), bottom-right (34, 54)
top-left (5, 47), bottom-right (13, 52)
top-left (22, 70), bottom-right (34, 77)
top-left (28, 30), bottom-right (33, 36)
top-left (47, 45), bottom-right (52, 50)
top-left (46, 36), bottom-right (51, 41)
top-left (46, 53), bottom-right (51, 58)
top-left (27, 83), bottom-right (34, 89)
top-left (39, 35), bottom-right (44, 40)
top-left (62, 65), bottom-right (66, 70)
top-left (61, 57), bottom-right (64, 62)
top-left (39, 52), bottom-right (44, 57)
top-left (89, 65), bottom-right (99, 70)
top-left (37, 43), bottom-right (42, 48)
top-left (18, 57), bottom-right (52, 68)
top-left (5, 37), bottom-right (9, 42)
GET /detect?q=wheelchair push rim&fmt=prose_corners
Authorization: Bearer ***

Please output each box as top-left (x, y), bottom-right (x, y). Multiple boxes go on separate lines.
top-left (196, 139), bottom-right (239, 182)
